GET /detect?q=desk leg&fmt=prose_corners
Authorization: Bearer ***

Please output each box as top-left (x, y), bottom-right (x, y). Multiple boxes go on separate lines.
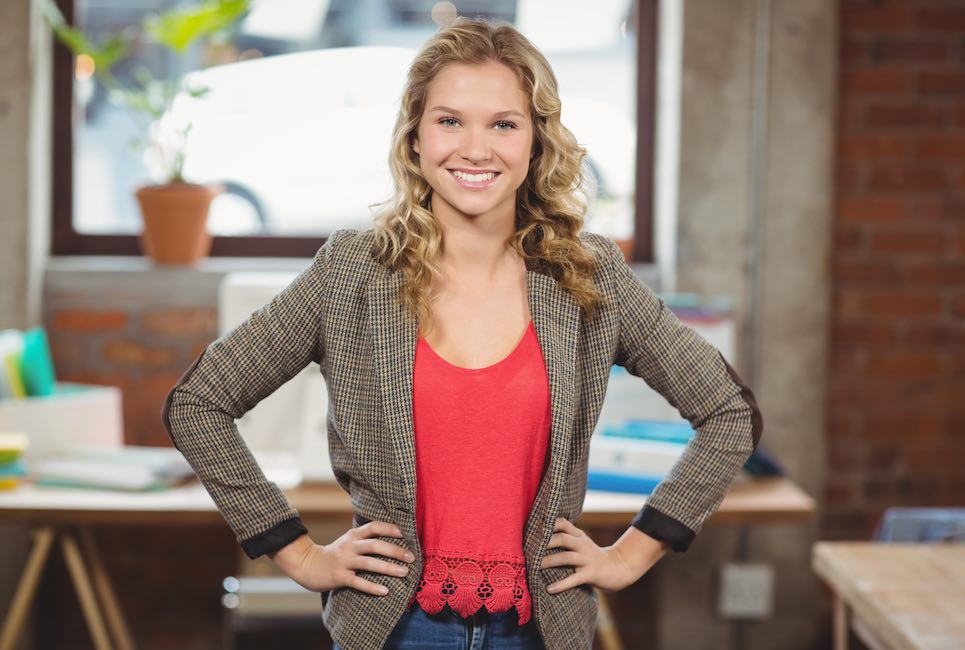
top-left (78, 527), bottom-right (136, 650)
top-left (61, 529), bottom-right (114, 650)
top-left (595, 589), bottom-right (624, 650)
top-left (0, 527), bottom-right (55, 650)
top-left (832, 593), bottom-right (848, 650)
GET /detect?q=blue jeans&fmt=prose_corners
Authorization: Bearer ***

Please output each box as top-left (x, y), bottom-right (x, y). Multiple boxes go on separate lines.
top-left (334, 604), bottom-right (545, 649)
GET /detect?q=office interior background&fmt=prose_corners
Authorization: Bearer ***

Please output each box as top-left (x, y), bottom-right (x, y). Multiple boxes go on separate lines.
top-left (1, 0), bottom-right (963, 648)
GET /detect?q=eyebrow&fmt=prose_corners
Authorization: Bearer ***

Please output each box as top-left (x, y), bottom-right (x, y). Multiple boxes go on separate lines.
top-left (428, 106), bottom-right (527, 120)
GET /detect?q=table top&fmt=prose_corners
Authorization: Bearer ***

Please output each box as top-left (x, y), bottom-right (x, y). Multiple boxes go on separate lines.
top-left (0, 475), bottom-right (814, 527)
top-left (812, 541), bottom-right (965, 650)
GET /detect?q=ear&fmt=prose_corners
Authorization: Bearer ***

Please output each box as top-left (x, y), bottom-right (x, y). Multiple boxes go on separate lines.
top-left (412, 138), bottom-right (420, 155)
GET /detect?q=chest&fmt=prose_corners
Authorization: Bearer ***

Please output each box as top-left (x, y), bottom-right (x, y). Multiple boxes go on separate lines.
top-left (418, 272), bottom-right (531, 370)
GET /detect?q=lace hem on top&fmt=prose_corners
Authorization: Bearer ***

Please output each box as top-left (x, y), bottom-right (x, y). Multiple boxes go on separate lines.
top-left (407, 554), bottom-right (532, 625)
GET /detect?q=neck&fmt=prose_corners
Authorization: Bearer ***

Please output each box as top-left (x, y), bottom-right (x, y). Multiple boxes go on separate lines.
top-left (432, 209), bottom-right (521, 281)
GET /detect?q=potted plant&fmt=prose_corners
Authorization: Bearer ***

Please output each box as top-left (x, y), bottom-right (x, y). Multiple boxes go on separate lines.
top-left (43, 0), bottom-right (251, 265)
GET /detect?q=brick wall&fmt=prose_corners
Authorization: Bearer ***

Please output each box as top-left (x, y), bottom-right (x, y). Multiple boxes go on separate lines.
top-left (828, 0), bottom-right (965, 539)
top-left (38, 292), bottom-right (237, 649)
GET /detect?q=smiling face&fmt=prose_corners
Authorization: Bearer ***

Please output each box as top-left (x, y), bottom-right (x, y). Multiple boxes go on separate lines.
top-left (412, 60), bottom-right (534, 228)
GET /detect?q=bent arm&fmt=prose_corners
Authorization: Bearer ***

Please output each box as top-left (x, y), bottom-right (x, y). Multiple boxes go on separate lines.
top-left (600, 236), bottom-right (763, 552)
top-left (161, 230), bottom-right (345, 559)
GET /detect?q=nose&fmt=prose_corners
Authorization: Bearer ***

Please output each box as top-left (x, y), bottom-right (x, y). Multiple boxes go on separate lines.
top-left (459, 126), bottom-right (491, 164)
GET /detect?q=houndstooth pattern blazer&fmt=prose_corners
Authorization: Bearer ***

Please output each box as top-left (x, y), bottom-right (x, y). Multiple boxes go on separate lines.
top-left (162, 228), bottom-right (762, 650)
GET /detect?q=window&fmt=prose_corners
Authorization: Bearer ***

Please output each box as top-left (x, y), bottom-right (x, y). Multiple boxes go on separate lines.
top-left (52, 0), bottom-right (656, 260)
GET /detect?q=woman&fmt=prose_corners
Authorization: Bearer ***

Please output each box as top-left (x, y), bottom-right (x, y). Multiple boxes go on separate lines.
top-left (162, 18), bottom-right (762, 650)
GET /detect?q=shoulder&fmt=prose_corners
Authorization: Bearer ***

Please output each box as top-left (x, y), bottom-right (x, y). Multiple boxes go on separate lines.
top-left (318, 228), bottom-right (381, 272)
top-left (578, 230), bottom-right (624, 274)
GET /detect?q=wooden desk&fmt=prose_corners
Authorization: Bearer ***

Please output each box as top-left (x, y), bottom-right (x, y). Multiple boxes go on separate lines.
top-left (812, 542), bottom-right (965, 650)
top-left (0, 477), bottom-right (814, 650)
top-left (0, 475), bottom-right (815, 526)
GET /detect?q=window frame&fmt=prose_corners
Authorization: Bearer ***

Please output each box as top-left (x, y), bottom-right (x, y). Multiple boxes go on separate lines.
top-left (51, 0), bottom-right (656, 261)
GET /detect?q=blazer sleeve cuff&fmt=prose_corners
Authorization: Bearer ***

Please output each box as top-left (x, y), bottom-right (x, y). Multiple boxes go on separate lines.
top-left (240, 516), bottom-right (309, 560)
top-left (630, 504), bottom-right (696, 553)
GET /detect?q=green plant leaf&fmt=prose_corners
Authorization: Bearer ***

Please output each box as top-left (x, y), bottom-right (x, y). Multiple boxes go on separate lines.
top-left (142, 0), bottom-right (250, 54)
top-left (41, 0), bottom-right (130, 75)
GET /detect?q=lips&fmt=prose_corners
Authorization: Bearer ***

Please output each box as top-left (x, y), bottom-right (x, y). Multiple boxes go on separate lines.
top-left (448, 169), bottom-right (501, 189)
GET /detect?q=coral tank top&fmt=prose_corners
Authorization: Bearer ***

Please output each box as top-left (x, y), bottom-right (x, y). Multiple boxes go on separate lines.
top-left (408, 319), bottom-right (551, 625)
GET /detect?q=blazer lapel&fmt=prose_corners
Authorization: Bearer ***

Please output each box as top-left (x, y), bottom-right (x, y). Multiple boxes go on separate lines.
top-left (366, 271), bottom-right (419, 519)
top-left (523, 269), bottom-right (581, 557)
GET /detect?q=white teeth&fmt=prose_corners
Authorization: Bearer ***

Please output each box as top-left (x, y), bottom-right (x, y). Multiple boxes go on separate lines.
top-left (451, 170), bottom-right (496, 183)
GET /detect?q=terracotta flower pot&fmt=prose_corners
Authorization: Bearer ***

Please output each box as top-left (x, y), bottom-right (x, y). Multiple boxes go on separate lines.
top-left (135, 182), bottom-right (223, 265)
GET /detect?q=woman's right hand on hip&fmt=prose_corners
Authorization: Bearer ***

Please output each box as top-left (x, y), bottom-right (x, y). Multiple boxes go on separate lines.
top-left (268, 521), bottom-right (416, 596)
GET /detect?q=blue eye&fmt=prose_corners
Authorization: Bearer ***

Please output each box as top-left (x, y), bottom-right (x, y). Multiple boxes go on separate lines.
top-left (495, 121), bottom-right (517, 130)
top-left (439, 117), bottom-right (459, 127)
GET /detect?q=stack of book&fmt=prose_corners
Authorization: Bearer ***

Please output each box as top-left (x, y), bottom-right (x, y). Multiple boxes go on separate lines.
top-left (587, 420), bottom-right (695, 495)
top-left (30, 445), bottom-right (197, 492)
top-left (0, 326), bottom-right (57, 400)
top-left (0, 432), bottom-right (29, 490)
top-left (588, 419), bottom-right (784, 495)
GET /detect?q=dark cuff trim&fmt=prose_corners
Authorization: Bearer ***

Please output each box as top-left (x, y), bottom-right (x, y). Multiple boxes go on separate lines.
top-left (719, 353), bottom-right (764, 451)
top-left (631, 505), bottom-right (696, 553)
top-left (240, 516), bottom-right (309, 560)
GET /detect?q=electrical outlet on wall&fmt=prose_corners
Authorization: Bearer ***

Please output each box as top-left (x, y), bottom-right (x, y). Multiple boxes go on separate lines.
top-left (717, 563), bottom-right (774, 620)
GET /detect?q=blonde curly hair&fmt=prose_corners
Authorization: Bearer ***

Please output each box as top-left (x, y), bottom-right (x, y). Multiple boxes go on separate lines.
top-left (371, 17), bottom-right (605, 331)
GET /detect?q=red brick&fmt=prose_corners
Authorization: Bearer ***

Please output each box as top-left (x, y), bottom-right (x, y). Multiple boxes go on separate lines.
top-left (141, 308), bottom-right (217, 337)
top-left (904, 322), bottom-right (965, 345)
top-left (830, 346), bottom-right (868, 374)
top-left (824, 480), bottom-right (855, 504)
top-left (842, 68), bottom-right (913, 94)
top-left (867, 445), bottom-right (901, 471)
top-left (868, 166), bottom-right (948, 191)
top-left (838, 196), bottom-right (907, 221)
top-left (833, 322), bottom-right (898, 346)
top-left (870, 38), bottom-right (950, 63)
top-left (909, 197), bottom-right (962, 221)
top-left (868, 352), bottom-right (943, 379)
top-left (841, 39), bottom-right (868, 64)
top-left (907, 447), bottom-right (963, 472)
top-left (834, 226), bottom-right (865, 251)
top-left (915, 135), bottom-right (965, 158)
top-left (827, 430), bottom-right (861, 461)
top-left (865, 413), bottom-right (943, 439)
top-left (920, 71), bottom-right (965, 95)
top-left (903, 262), bottom-right (965, 285)
top-left (52, 309), bottom-right (128, 333)
top-left (834, 260), bottom-right (902, 284)
top-left (951, 293), bottom-right (965, 318)
top-left (895, 477), bottom-right (943, 501)
top-left (842, 6), bottom-right (917, 32)
top-left (834, 288), bottom-right (866, 321)
top-left (838, 98), bottom-right (869, 128)
top-left (48, 338), bottom-right (87, 367)
top-left (918, 8), bottom-right (965, 32)
top-left (838, 134), bottom-right (915, 160)
top-left (836, 162), bottom-right (864, 190)
top-left (865, 104), bottom-right (949, 128)
top-left (869, 229), bottom-right (946, 254)
top-left (862, 290), bottom-right (944, 317)
top-left (103, 340), bottom-right (176, 367)
top-left (958, 105), bottom-right (965, 127)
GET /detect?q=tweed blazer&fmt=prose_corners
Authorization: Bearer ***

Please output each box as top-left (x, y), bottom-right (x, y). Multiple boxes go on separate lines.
top-left (161, 227), bottom-right (762, 650)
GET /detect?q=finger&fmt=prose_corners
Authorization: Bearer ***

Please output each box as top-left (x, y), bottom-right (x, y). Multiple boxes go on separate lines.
top-left (545, 531), bottom-right (580, 550)
top-left (555, 518), bottom-right (584, 536)
top-left (352, 555), bottom-right (411, 578)
top-left (546, 570), bottom-right (587, 594)
top-left (346, 572), bottom-right (392, 597)
top-left (540, 551), bottom-right (584, 570)
top-left (359, 521), bottom-right (404, 538)
top-left (353, 538), bottom-right (416, 563)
